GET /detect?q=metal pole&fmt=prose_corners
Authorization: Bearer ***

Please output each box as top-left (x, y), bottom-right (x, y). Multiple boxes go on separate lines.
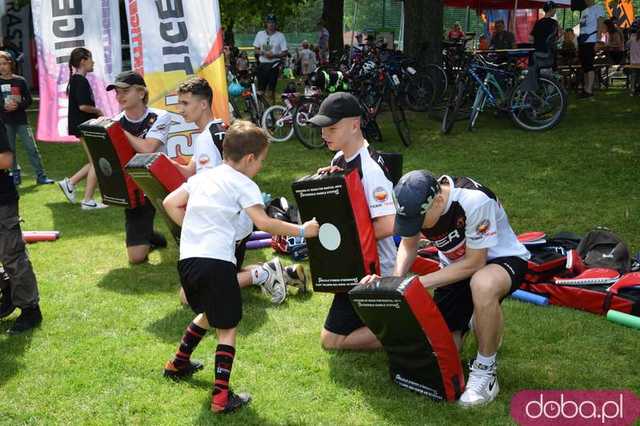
top-left (382, 0), bottom-right (386, 29)
top-left (465, 6), bottom-right (471, 32)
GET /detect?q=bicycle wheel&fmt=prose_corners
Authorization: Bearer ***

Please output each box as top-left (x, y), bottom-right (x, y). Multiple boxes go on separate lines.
top-left (261, 105), bottom-right (294, 142)
top-left (424, 63), bottom-right (448, 100)
top-left (362, 117), bottom-right (383, 144)
top-left (441, 78), bottom-right (467, 134)
top-left (404, 74), bottom-right (435, 112)
top-left (389, 93), bottom-right (411, 147)
top-left (509, 77), bottom-right (567, 131)
top-left (293, 98), bottom-right (324, 149)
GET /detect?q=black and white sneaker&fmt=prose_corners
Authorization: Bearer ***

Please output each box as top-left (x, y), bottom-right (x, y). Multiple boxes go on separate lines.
top-left (80, 200), bottom-right (108, 210)
top-left (57, 177), bottom-right (76, 203)
top-left (284, 264), bottom-right (307, 293)
top-left (458, 360), bottom-right (499, 408)
top-left (261, 258), bottom-right (286, 304)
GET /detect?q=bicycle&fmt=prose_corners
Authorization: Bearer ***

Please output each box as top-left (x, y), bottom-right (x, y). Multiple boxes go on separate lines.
top-left (442, 52), bottom-right (567, 133)
top-left (228, 68), bottom-right (269, 125)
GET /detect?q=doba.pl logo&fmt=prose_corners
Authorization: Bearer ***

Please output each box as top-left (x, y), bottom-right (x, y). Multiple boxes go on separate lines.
top-left (511, 390), bottom-right (640, 425)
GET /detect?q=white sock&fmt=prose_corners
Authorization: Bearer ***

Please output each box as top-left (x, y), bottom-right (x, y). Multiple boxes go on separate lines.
top-left (475, 352), bottom-right (496, 367)
top-left (250, 267), bottom-right (269, 285)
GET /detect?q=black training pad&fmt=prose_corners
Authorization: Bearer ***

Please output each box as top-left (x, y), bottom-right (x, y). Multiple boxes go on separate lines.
top-left (349, 276), bottom-right (463, 402)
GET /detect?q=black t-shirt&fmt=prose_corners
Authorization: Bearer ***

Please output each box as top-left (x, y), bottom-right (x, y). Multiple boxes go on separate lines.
top-left (0, 121), bottom-right (18, 203)
top-left (0, 75), bottom-right (31, 125)
top-left (68, 74), bottom-right (98, 137)
top-left (531, 18), bottom-right (558, 53)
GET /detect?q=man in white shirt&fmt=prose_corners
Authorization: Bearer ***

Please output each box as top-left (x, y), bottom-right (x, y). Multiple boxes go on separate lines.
top-left (308, 92), bottom-right (397, 351)
top-left (362, 170), bottom-right (530, 408)
top-left (253, 14), bottom-right (288, 104)
top-left (174, 77), bottom-right (305, 304)
top-left (578, 0), bottom-right (606, 97)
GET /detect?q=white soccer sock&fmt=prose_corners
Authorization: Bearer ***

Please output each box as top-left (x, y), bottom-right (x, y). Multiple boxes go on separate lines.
top-left (475, 352), bottom-right (496, 367)
top-left (250, 267), bottom-right (269, 285)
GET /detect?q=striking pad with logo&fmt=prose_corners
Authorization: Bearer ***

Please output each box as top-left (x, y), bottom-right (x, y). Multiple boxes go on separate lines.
top-left (292, 169), bottom-right (379, 293)
top-left (126, 153), bottom-right (186, 243)
top-left (79, 119), bottom-right (144, 208)
top-left (349, 276), bottom-right (464, 402)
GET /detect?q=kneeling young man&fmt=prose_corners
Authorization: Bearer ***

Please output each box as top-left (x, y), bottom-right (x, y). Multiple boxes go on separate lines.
top-left (162, 120), bottom-right (318, 413)
top-left (106, 71), bottom-right (171, 264)
top-left (390, 170), bottom-right (530, 407)
top-left (308, 93), bottom-right (397, 351)
top-left (174, 77), bottom-right (304, 304)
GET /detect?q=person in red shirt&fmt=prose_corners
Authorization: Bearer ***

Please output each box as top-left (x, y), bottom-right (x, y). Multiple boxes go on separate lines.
top-left (448, 22), bottom-right (465, 41)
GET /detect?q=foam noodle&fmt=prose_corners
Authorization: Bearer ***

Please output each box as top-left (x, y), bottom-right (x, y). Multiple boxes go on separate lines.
top-left (250, 231), bottom-right (272, 241)
top-left (606, 309), bottom-right (640, 330)
top-left (23, 231), bottom-right (60, 243)
top-left (246, 238), bottom-right (272, 250)
top-left (510, 289), bottom-right (549, 305)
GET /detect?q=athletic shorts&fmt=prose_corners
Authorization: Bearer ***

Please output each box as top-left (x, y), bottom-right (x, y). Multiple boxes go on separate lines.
top-left (235, 235), bottom-right (250, 269)
top-left (324, 293), bottom-right (365, 336)
top-left (578, 43), bottom-right (596, 72)
top-left (434, 256), bottom-right (528, 333)
top-left (257, 62), bottom-right (280, 91)
top-left (124, 199), bottom-right (156, 247)
top-left (178, 257), bottom-right (241, 329)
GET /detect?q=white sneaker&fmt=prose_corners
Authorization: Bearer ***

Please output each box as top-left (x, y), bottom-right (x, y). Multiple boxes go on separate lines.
top-left (458, 360), bottom-right (499, 408)
top-left (57, 178), bottom-right (76, 203)
top-left (261, 258), bottom-right (286, 304)
top-left (283, 264), bottom-right (306, 289)
top-left (80, 200), bottom-right (108, 210)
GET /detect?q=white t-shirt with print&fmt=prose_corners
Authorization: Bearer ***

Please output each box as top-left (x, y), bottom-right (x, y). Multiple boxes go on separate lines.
top-left (579, 4), bottom-right (605, 43)
top-left (331, 145), bottom-right (397, 276)
top-left (253, 31), bottom-right (288, 64)
top-left (180, 164), bottom-right (263, 263)
top-left (114, 108), bottom-right (172, 155)
top-left (192, 120), bottom-right (224, 174)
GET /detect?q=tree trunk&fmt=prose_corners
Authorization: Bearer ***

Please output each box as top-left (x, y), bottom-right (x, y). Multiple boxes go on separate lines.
top-left (323, 0), bottom-right (344, 57)
top-left (404, 0), bottom-right (443, 67)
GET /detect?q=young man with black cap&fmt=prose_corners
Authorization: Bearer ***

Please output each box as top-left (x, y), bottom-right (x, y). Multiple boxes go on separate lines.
top-left (530, 2), bottom-right (561, 57)
top-left (0, 120), bottom-right (43, 334)
top-left (253, 14), bottom-right (288, 104)
top-left (308, 92), bottom-right (397, 351)
top-left (375, 170), bottom-right (530, 407)
top-left (106, 71), bottom-right (172, 264)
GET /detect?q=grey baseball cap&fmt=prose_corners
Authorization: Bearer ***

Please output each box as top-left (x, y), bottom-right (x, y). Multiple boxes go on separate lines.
top-left (393, 170), bottom-right (441, 237)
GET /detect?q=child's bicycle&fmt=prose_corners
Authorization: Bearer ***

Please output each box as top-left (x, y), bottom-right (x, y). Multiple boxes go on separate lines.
top-left (261, 87), bottom-right (324, 148)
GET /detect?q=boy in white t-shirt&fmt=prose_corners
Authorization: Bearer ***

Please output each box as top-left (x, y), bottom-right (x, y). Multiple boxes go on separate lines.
top-left (298, 40), bottom-right (317, 78)
top-left (173, 77), bottom-right (305, 305)
top-left (162, 120), bottom-right (319, 414)
top-left (307, 92), bottom-right (397, 351)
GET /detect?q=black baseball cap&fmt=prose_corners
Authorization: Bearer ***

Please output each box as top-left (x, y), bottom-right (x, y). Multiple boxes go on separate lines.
top-left (393, 170), bottom-right (441, 237)
top-left (308, 92), bottom-right (363, 127)
top-left (106, 71), bottom-right (146, 91)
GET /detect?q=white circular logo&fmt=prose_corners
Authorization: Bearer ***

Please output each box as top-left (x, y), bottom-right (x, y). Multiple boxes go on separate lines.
top-left (98, 158), bottom-right (112, 177)
top-left (319, 223), bottom-right (341, 251)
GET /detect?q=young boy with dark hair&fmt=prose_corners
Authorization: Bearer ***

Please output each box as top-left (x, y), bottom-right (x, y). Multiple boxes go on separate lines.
top-left (162, 120), bottom-right (319, 413)
top-left (174, 77), bottom-right (306, 304)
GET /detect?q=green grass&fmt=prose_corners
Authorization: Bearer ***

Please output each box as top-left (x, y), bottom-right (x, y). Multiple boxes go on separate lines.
top-left (1, 90), bottom-right (639, 425)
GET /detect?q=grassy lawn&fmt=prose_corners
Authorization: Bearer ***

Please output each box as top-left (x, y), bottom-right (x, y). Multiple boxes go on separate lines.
top-left (1, 89), bottom-right (638, 425)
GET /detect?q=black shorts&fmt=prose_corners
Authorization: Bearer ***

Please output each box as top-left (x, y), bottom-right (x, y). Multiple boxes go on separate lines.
top-left (324, 293), bottom-right (365, 336)
top-left (178, 257), bottom-right (241, 329)
top-left (578, 43), bottom-right (596, 72)
top-left (257, 62), bottom-right (280, 91)
top-left (124, 199), bottom-right (156, 247)
top-left (235, 235), bottom-right (250, 269)
top-left (434, 256), bottom-right (528, 333)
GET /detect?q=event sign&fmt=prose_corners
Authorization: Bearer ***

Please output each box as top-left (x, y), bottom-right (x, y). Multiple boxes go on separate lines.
top-left (32, 0), bottom-right (121, 142)
top-left (125, 0), bottom-right (229, 161)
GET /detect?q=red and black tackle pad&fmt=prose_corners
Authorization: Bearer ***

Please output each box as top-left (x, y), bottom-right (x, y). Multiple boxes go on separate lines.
top-left (349, 276), bottom-right (464, 402)
top-left (79, 119), bottom-right (144, 208)
top-left (292, 170), bottom-right (379, 293)
top-left (126, 153), bottom-right (186, 244)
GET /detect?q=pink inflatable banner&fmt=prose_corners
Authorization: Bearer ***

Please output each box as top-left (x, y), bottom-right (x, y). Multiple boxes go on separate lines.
top-left (32, 0), bottom-right (122, 142)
